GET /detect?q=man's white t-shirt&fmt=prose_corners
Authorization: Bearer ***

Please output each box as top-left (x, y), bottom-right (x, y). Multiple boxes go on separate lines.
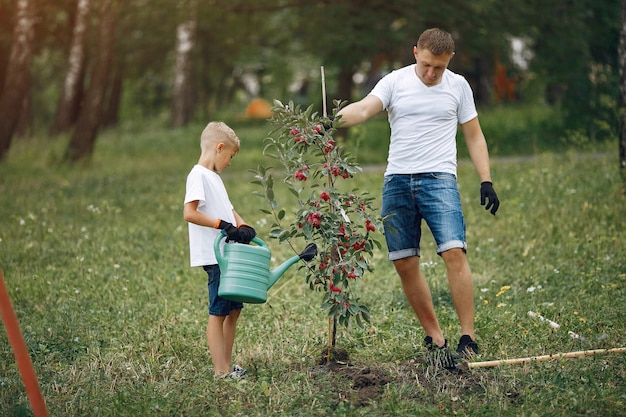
top-left (184, 165), bottom-right (236, 267)
top-left (369, 64), bottom-right (478, 176)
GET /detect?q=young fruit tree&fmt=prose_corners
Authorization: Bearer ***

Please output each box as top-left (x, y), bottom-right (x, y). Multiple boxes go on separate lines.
top-left (251, 100), bottom-right (384, 357)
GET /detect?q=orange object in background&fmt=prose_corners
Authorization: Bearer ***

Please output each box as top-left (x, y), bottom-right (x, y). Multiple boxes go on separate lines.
top-left (0, 270), bottom-right (50, 417)
top-left (245, 98), bottom-right (274, 119)
top-left (494, 56), bottom-right (516, 102)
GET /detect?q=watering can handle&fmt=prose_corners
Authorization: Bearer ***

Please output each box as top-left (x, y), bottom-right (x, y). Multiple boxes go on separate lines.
top-left (215, 231), bottom-right (267, 248)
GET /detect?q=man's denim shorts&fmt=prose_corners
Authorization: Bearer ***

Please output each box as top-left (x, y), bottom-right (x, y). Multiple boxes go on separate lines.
top-left (203, 264), bottom-right (243, 316)
top-left (381, 172), bottom-right (467, 260)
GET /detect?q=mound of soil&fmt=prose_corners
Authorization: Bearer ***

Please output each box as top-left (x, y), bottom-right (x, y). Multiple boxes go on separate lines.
top-left (316, 348), bottom-right (389, 406)
top-left (311, 347), bottom-right (504, 408)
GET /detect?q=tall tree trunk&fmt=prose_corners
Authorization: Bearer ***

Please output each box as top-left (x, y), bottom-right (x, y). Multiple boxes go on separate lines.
top-left (15, 94), bottom-right (32, 138)
top-left (51, 0), bottom-right (91, 136)
top-left (336, 66), bottom-right (353, 102)
top-left (0, 0), bottom-right (35, 161)
top-left (475, 56), bottom-right (492, 107)
top-left (64, 0), bottom-right (115, 162)
top-left (102, 59), bottom-right (124, 128)
top-left (171, 0), bottom-right (198, 128)
top-left (617, 0), bottom-right (626, 185)
top-left (335, 66), bottom-right (354, 140)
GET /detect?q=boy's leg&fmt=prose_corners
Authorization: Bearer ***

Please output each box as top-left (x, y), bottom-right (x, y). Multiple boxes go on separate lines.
top-left (393, 256), bottom-right (445, 347)
top-left (222, 309), bottom-right (241, 367)
top-left (441, 248), bottom-right (475, 339)
top-left (207, 315), bottom-right (229, 376)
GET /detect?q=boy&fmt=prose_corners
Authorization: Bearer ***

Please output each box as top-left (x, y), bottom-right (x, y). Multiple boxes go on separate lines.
top-left (183, 121), bottom-right (256, 379)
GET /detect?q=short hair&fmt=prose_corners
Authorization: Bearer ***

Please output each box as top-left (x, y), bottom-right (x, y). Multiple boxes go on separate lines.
top-left (200, 121), bottom-right (240, 152)
top-left (417, 28), bottom-right (455, 55)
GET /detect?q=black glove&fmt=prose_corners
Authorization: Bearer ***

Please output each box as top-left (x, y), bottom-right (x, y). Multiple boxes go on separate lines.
top-left (298, 243), bottom-right (318, 262)
top-left (321, 115), bottom-right (335, 131)
top-left (480, 182), bottom-right (500, 215)
top-left (237, 224), bottom-right (257, 244)
top-left (215, 219), bottom-right (241, 242)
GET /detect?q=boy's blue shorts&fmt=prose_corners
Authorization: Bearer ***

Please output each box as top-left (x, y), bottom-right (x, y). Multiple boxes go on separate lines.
top-left (203, 264), bottom-right (243, 316)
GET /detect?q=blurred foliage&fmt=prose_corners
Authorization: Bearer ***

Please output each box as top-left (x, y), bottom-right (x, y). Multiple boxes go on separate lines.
top-left (0, 0), bottom-right (621, 143)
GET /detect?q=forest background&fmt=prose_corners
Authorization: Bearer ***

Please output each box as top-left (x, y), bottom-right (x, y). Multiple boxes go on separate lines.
top-left (0, 0), bottom-right (622, 162)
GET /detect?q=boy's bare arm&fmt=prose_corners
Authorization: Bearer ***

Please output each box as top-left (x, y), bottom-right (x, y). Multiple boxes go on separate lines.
top-left (183, 202), bottom-right (249, 228)
top-left (183, 200), bottom-right (219, 227)
top-left (232, 210), bottom-right (246, 226)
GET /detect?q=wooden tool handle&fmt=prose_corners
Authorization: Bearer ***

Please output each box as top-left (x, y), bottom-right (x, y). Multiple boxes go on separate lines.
top-left (468, 347), bottom-right (626, 369)
top-left (0, 270), bottom-right (50, 416)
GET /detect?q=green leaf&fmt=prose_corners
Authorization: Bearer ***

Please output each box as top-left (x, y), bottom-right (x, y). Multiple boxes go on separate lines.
top-left (356, 259), bottom-right (368, 269)
top-left (360, 310), bottom-right (370, 323)
top-left (360, 306), bottom-right (371, 323)
top-left (348, 303), bottom-right (359, 315)
top-left (320, 301), bottom-right (332, 310)
top-left (269, 229), bottom-right (284, 238)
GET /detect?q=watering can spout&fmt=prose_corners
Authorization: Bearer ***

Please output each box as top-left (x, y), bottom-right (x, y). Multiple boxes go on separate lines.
top-left (268, 243), bottom-right (318, 289)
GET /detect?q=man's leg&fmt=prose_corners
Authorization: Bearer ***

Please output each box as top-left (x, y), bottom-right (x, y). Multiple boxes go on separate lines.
top-left (393, 256), bottom-right (445, 347)
top-left (440, 248), bottom-right (475, 339)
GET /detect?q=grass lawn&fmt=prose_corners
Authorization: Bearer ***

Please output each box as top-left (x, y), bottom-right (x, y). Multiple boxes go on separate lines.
top-left (0, 114), bottom-right (625, 416)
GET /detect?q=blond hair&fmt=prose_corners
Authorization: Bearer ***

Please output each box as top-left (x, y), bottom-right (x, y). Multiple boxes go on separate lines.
top-left (200, 121), bottom-right (240, 153)
top-left (417, 28), bottom-right (455, 55)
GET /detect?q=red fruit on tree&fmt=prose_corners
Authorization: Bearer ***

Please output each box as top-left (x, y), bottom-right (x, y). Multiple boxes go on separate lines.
top-left (329, 283), bottom-right (342, 293)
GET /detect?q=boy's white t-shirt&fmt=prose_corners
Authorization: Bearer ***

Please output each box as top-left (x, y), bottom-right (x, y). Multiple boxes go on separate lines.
top-left (184, 164), bottom-right (236, 267)
top-left (369, 64), bottom-right (478, 176)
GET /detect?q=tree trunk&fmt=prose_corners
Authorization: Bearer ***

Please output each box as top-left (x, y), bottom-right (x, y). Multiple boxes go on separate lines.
top-left (0, 0), bottom-right (35, 161)
top-left (171, 0), bottom-right (198, 128)
top-left (64, 0), bottom-right (115, 162)
top-left (617, 0), bottom-right (626, 185)
top-left (102, 59), bottom-right (124, 128)
top-left (475, 56), bottom-right (492, 107)
top-left (51, 0), bottom-right (91, 136)
top-left (15, 93), bottom-right (32, 138)
top-left (335, 66), bottom-right (354, 140)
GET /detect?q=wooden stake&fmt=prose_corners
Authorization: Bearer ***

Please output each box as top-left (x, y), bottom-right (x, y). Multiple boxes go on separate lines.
top-left (468, 347), bottom-right (626, 369)
top-left (327, 317), bottom-right (332, 362)
top-left (321, 66), bottom-right (327, 118)
top-left (0, 271), bottom-right (50, 417)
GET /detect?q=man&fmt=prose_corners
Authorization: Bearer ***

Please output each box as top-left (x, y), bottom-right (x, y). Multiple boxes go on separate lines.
top-left (333, 28), bottom-right (499, 360)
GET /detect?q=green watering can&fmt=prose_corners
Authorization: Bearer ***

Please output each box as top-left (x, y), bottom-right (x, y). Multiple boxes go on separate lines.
top-left (214, 233), bottom-right (317, 304)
